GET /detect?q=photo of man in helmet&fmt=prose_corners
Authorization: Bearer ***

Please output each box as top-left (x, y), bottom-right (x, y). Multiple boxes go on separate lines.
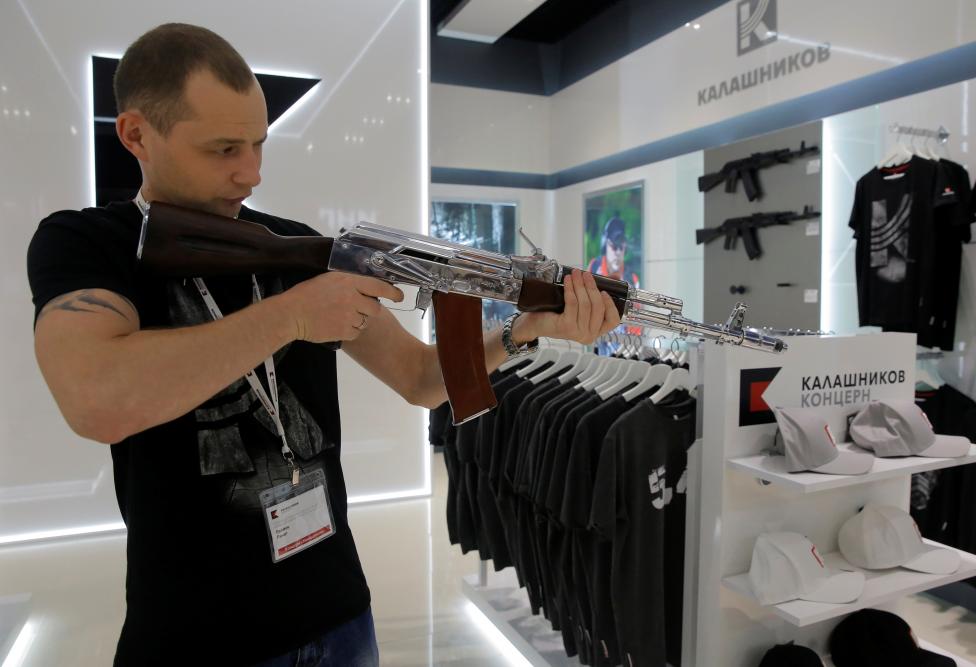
top-left (587, 215), bottom-right (641, 288)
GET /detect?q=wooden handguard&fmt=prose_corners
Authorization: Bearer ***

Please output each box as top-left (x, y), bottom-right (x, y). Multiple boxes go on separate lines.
top-left (516, 272), bottom-right (629, 318)
top-left (432, 291), bottom-right (497, 425)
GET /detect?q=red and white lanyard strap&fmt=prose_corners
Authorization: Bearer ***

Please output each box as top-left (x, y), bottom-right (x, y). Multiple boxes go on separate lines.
top-left (193, 275), bottom-right (300, 485)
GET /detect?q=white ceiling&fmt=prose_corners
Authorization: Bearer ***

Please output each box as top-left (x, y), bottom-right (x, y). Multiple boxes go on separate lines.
top-left (437, 0), bottom-right (547, 43)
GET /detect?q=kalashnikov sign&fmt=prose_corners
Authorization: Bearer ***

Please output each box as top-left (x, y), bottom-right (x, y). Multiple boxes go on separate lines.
top-left (698, 0), bottom-right (831, 107)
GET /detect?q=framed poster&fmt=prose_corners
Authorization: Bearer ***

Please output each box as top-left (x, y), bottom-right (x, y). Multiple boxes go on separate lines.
top-left (584, 182), bottom-right (643, 352)
top-left (583, 181), bottom-right (643, 289)
top-left (429, 200), bottom-right (519, 334)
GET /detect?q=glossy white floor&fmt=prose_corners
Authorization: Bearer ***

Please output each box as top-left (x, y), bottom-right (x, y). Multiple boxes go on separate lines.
top-left (1, 453), bottom-right (976, 666)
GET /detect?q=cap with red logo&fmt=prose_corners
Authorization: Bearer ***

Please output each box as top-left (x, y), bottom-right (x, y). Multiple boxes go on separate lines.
top-left (771, 407), bottom-right (874, 475)
top-left (838, 504), bottom-right (960, 574)
top-left (748, 531), bottom-right (865, 606)
top-left (848, 400), bottom-right (972, 458)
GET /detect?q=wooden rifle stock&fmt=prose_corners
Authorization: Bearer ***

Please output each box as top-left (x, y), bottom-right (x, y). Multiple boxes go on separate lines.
top-left (139, 201), bottom-right (334, 277)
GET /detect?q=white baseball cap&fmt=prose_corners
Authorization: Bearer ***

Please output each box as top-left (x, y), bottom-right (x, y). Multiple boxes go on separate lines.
top-left (748, 532), bottom-right (865, 606)
top-left (849, 400), bottom-right (971, 458)
top-left (771, 407), bottom-right (874, 475)
top-left (838, 505), bottom-right (960, 574)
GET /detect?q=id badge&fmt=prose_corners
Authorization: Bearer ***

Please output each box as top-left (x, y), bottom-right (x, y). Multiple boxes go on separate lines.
top-left (260, 469), bottom-right (335, 563)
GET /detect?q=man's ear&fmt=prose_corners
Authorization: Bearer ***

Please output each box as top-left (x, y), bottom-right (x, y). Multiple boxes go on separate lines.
top-left (116, 110), bottom-right (152, 162)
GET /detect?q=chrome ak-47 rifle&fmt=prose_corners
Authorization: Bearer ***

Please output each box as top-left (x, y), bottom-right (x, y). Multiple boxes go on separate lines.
top-left (138, 202), bottom-right (786, 423)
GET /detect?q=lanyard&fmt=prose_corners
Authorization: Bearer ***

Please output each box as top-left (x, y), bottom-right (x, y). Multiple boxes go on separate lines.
top-left (193, 276), bottom-right (297, 474)
top-left (134, 191), bottom-right (300, 485)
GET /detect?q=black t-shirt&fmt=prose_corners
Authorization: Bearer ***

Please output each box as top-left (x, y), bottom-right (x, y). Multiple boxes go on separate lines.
top-left (913, 385), bottom-right (976, 553)
top-left (428, 402), bottom-right (453, 447)
top-left (919, 159), bottom-right (972, 349)
top-left (849, 157), bottom-right (940, 331)
top-left (590, 396), bottom-right (696, 667)
top-left (27, 201), bottom-right (370, 665)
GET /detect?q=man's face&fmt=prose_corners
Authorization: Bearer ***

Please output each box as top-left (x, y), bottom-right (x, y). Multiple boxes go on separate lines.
top-left (606, 237), bottom-right (626, 273)
top-left (141, 69), bottom-right (268, 218)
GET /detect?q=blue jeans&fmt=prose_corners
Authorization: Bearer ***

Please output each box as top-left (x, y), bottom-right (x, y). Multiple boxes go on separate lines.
top-left (253, 608), bottom-right (379, 667)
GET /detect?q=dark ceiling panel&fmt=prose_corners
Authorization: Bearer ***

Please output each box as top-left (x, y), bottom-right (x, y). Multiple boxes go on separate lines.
top-left (431, 0), bottom-right (728, 96)
top-left (504, 0), bottom-right (623, 43)
top-left (91, 56), bottom-right (319, 125)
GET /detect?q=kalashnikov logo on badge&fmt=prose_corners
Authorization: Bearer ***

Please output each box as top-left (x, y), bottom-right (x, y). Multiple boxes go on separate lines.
top-left (737, 0), bottom-right (777, 55)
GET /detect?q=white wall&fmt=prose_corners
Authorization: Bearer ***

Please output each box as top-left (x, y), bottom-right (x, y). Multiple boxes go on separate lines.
top-left (550, 0), bottom-right (976, 171)
top-left (0, 0), bottom-right (428, 543)
top-left (430, 83), bottom-right (550, 173)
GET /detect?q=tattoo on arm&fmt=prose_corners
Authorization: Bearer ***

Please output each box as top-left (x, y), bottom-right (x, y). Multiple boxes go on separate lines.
top-left (38, 290), bottom-right (135, 323)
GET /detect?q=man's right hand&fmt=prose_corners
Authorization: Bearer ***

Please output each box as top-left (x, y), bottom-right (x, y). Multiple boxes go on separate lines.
top-left (278, 273), bottom-right (404, 344)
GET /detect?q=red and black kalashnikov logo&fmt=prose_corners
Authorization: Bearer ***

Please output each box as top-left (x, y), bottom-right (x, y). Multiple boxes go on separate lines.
top-left (739, 367), bottom-right (781, 426)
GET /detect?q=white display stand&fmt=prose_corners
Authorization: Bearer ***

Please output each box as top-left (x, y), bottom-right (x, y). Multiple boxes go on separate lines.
top-left (687, 333), bottom-right (976, 666)
top-left (463, 333), bottom-right (976, 666)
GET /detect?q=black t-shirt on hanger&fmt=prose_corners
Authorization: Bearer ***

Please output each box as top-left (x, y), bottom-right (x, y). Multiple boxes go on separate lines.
top-left (849, 156), bottom-right (940, 332)
top-left (590, 395), bottom-right (696, 667)
top-left (920, 159), bottom-right (972, 349)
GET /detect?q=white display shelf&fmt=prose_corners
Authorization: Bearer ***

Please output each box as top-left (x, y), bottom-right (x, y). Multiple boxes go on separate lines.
top-left (722, 540), bottom-right (976, 627)
top-left (727, 445), bottom-right (976, 493)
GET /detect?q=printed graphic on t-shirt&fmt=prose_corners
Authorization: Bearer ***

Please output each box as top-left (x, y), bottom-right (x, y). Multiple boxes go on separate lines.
top-left (166, 275), bottom-right (327, 510)
top-left (648, 465), bottom-right (687, 510)
top-left (870, 194), bottom-right (911, 283)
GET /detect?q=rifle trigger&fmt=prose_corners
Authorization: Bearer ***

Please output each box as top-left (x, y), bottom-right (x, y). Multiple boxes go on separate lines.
top-left (416, 288), bottom-right (432, 318)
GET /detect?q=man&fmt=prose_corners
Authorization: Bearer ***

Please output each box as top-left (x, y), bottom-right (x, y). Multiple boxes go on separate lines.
top-left (587, 216), bottom-right (640, 288)
top-left (26, 23), bottom-right (619, 667)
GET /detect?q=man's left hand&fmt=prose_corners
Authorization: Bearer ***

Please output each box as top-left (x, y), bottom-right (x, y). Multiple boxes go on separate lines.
top-left (511, 269), bottom-right (622, 346)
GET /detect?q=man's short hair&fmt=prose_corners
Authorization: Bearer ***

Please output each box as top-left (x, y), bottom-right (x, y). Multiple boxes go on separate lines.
top-left (113, 23), bottom-right (255, 135)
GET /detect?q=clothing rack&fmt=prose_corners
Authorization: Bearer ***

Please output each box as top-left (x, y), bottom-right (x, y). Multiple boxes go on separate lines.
top-left (758, 327), bottom-right (836, 336)
top-left (464, 334), bottom-right (705, 666)
top-left (888, 122), bottom-right (950, 144)
top-left (916, 349), bottom-right (963, 360)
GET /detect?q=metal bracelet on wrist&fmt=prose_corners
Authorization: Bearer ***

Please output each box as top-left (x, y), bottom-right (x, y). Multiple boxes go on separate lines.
top-left (502, 313), bottom-right (539, 358)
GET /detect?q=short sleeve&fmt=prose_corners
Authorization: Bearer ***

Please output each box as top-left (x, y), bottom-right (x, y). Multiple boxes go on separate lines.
top-left (848, 178), bottom-right (863, 238)
top-left (27, 212), bottom-right (139, 324)
top-left (589, 428), bottom-right (625, 539)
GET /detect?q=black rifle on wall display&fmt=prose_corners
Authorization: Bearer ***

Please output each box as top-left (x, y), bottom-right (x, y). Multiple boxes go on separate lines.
top-left (695, 205), bottom-right (820, 260)
top-left (697, 141), bottom-right (820, 201)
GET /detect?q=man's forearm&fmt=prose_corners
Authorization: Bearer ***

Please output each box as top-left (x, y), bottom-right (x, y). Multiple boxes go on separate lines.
top-left (64, 296), bottom-right (297, 443)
